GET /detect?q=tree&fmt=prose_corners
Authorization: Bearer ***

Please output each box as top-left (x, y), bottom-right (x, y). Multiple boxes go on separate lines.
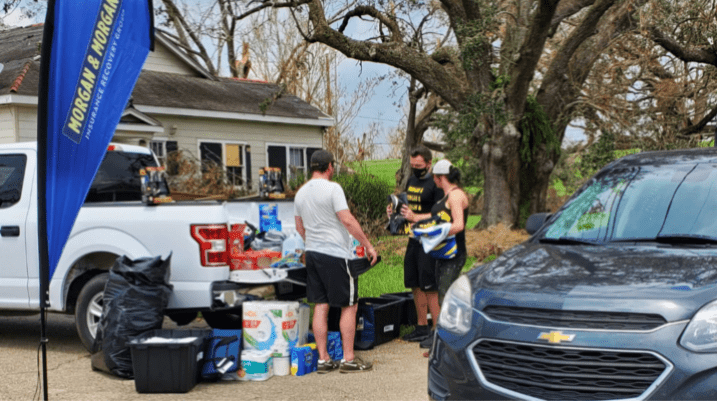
top-left (156, 2), bottom-right (380, 164)
top-left (244, 0), bottom-right (661, 227)
top-left (575, 0), bottom-right (717, 151)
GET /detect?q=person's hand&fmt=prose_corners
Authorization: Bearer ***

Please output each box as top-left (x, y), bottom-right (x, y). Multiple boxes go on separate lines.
top-left (386, 203), bottom-right (392, 219)
top-left (367, 246), bottom-right (379, 266)
top-left (400, 204), bottom-right (414, 222)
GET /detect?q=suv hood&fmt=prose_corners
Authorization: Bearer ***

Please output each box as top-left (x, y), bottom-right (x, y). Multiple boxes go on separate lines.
top-left (471, 242), bottom-right (717, 321)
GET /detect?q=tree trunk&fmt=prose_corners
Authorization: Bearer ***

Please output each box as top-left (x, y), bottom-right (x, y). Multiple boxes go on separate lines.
top-left (397, 79), bottom-right (422, 190)
top-left (480, 123), bottom-right (522, 227)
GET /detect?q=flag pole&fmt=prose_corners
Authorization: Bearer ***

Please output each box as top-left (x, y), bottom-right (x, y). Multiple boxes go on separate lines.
top-left (37, 1), bottom-right (56, 399)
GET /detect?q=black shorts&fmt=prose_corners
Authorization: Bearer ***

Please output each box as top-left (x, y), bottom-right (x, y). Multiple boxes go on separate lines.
top-left (404, 238), bottom-right (437, 291)
top-left (436, 253), bottom-right (467, 304)
top-left (305, 251), bottom-right (358, 307)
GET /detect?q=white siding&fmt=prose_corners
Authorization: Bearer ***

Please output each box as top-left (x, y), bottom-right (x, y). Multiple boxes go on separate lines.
top-left (0, 106), bottom-right (16, 143)
top-left (16, 106), bottom-right (37, 142)
top-left (148, 115), bottom-right (323, 188)
top-left (143, 42), bottom-right (199, 76)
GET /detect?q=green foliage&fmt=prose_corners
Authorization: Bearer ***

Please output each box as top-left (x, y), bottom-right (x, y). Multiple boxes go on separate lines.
top-left (455, 0), bottom-right (499, 71)
top-left (579, 131), bottom-right (617, 176)
top-left (699, 139), bottom-right (715, 148)
top-left (333, 169), bottom-right (394, 237)
top-left (519, 95), bottom-right (559, 164)
top-left (551, 177), bottom-right (568, 197)
top-left (288, 171), bottom-right (307, 191)
top-left (433, 91), bottom-right (507, 188)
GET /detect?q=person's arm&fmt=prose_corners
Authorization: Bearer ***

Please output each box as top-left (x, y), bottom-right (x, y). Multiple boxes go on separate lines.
top-left (336, 210), bottom-right (379, 265)
top-left (295, 216), bottom-right (306, 241)
top-left (447, 191), bottom-right (467, 236)
top-left (399, 205), bottom-right (431, 223)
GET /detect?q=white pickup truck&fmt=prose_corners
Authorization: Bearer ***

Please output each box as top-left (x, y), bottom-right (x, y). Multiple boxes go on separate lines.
top-left (0, 142), bottom-right (304, 350)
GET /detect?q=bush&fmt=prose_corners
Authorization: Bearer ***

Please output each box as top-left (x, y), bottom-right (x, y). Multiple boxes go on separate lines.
top-left (333, 169), bottom-right (393, 237)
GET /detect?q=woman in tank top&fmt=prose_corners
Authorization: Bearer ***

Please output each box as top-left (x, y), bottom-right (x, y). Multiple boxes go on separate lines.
top-left (428, 159), bottom-right (469, 304)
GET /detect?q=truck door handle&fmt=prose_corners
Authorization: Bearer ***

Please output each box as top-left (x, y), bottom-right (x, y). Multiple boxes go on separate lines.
top-left (1, 226), bottom-right (20, 237)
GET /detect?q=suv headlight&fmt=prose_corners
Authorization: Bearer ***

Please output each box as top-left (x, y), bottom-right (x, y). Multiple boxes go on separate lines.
top-left (680, 300), bottom-right (717, 352)
top-left (438, 275), bottom-right (473, 335)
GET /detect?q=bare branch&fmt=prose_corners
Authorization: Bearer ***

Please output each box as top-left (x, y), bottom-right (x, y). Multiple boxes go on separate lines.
top-left (679, 103), bottom-right (717, 136)
top-left (649, 27), bottom-right (717, 66)
top-left (338, 6), bottom-right (401, 42)
top-left (236, 0), bottom-right (312, 20)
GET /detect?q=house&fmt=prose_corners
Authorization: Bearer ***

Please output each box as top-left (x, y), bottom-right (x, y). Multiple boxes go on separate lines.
top-left (0, 24), bottom-right (333, 190)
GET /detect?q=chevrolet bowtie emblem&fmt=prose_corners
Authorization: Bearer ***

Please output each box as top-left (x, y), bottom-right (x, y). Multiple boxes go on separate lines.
top-left (538, 331), bottom-right (575, 344)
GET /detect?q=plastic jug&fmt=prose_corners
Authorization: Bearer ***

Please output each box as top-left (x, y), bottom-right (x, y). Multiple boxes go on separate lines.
top-left (282, 233), bottom-right (305, 257)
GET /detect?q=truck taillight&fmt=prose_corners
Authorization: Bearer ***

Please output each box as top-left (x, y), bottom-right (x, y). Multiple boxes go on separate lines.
top-left (191, 224), bottom-right (228, 266)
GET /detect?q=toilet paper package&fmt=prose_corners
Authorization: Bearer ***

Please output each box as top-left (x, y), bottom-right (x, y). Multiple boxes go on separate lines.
top-left (238, 350), bottom-right (273, 381)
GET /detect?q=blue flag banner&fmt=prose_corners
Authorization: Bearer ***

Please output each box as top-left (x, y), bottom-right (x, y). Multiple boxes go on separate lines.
top-left (38, 0), bottom-right (153, 283)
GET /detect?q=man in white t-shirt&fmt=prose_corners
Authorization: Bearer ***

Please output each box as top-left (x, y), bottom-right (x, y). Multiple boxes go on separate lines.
top-left (294, 149), bottom-right (378, 374)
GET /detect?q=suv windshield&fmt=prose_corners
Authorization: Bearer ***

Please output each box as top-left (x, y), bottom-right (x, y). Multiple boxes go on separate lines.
top-left (85, 151), bottom-right (158, 202)
top-left (542, 163), bottom-right (717, 242)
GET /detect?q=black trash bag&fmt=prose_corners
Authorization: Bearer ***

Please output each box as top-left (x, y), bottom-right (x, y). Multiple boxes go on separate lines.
top-left (90, 254), bottom-right (173, 379)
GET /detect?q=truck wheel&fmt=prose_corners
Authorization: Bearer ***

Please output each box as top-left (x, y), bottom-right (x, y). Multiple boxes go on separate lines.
top-left (202, 309), bottom-right (242, 330)
top-left (75, 273), bottom-right (108, 352)
top-left (167, 311), bottom-right (198, 326)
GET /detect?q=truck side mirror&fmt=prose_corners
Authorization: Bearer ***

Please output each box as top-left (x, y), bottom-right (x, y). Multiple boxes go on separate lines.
top-left (525, 213), bottom-right (552, 235)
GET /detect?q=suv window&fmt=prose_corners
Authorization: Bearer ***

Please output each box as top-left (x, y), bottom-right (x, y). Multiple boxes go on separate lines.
top-left (0, 154), bottom-right (26, 209)
top-left (85, 151), bottom-right (158, 202)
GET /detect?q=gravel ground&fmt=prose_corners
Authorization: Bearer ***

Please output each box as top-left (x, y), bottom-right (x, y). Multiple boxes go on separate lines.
top-left (0, 313), bottom-right (430, 401)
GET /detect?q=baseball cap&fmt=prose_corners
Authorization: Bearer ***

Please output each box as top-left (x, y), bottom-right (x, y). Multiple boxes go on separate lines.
top-left (432, 159), bottom-right (452, 175)
top-left (310, 149), bottom-right (334, 168)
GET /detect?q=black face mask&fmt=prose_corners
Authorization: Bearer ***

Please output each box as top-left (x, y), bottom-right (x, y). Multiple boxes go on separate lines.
top-left (412, 167), bottom-right (428, 178)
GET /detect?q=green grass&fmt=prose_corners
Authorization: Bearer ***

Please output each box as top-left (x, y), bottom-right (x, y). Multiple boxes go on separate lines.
top-left (348, 159), bottom-right (401, 189)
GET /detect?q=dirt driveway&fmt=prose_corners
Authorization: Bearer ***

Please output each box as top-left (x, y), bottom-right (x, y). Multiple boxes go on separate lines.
top-left (0, 313), bottom-right (429, 401)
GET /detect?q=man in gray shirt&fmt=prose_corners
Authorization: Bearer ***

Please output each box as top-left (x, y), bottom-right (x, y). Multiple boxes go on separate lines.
top-left (294, 149), bottom-right (378, 373)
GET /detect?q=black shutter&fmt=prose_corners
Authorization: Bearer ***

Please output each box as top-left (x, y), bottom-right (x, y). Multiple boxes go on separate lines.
top-left (267, 145), bottom-right (287, 179)
top-left (245, 145), bottom-right (252, 190)
top-left (306, 147), bottom-right (321, 175)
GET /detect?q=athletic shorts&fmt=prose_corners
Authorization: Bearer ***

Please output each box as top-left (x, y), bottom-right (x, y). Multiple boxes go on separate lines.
top-left (436, 253), bottom-right (467, 305)
top-left (305, 251), bottom-right (358, 307)
top-left (404, 238), bottom-right (437, 291)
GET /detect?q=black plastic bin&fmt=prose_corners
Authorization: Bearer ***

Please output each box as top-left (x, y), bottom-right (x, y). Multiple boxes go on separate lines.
top-left (381, 291), bottom-right (416, 326)
top-left (128, 329), bottom-right (210, 393)
top-left (354, 297), bottom-right (404, 350)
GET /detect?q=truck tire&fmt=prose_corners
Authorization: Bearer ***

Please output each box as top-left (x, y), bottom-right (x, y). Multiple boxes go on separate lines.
top-left (202, 308), bottom-right (242, 330)
top-left (75, 273), bottom-right (108, 352)
top-left (167, 311), bottom-right (198, 326)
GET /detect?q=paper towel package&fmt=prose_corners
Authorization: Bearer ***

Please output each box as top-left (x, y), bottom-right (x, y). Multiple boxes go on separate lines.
top-left (297, 303), bottom-right (311, 346)
top-left (243, 301), bottom-right (300, 351)
top-left (290, 343), bottom-right (318, 376)
top-left (238, 350), bottom-right (274, 381)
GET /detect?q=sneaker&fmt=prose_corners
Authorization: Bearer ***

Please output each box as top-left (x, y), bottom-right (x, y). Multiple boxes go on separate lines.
top-left (419, 331), bottom-right (435, 349)
top-left (339, 357), bottom-right (373, 373)
top-left (402, 325), bottom-right (430, 342)
top-left (317, 359), bottom-right (339, 374)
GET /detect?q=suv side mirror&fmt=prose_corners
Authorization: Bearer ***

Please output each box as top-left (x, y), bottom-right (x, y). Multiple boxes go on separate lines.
top-left (525, 213), bottom-right (552, 235)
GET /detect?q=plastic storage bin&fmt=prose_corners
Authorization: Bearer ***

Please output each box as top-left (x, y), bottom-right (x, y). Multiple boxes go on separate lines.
top-left (128, 329), bottom-right (210, 393)
top-left (354, 297), bottom-right (404, 350)
top-left (381, 291), bottom-right (416, 326)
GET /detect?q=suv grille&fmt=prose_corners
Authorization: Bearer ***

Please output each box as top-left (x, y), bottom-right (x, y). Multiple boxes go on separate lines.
top-left (473, 340), bottom-right (667, 401)
top-left (482, 306), bottom-right (667, 331)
